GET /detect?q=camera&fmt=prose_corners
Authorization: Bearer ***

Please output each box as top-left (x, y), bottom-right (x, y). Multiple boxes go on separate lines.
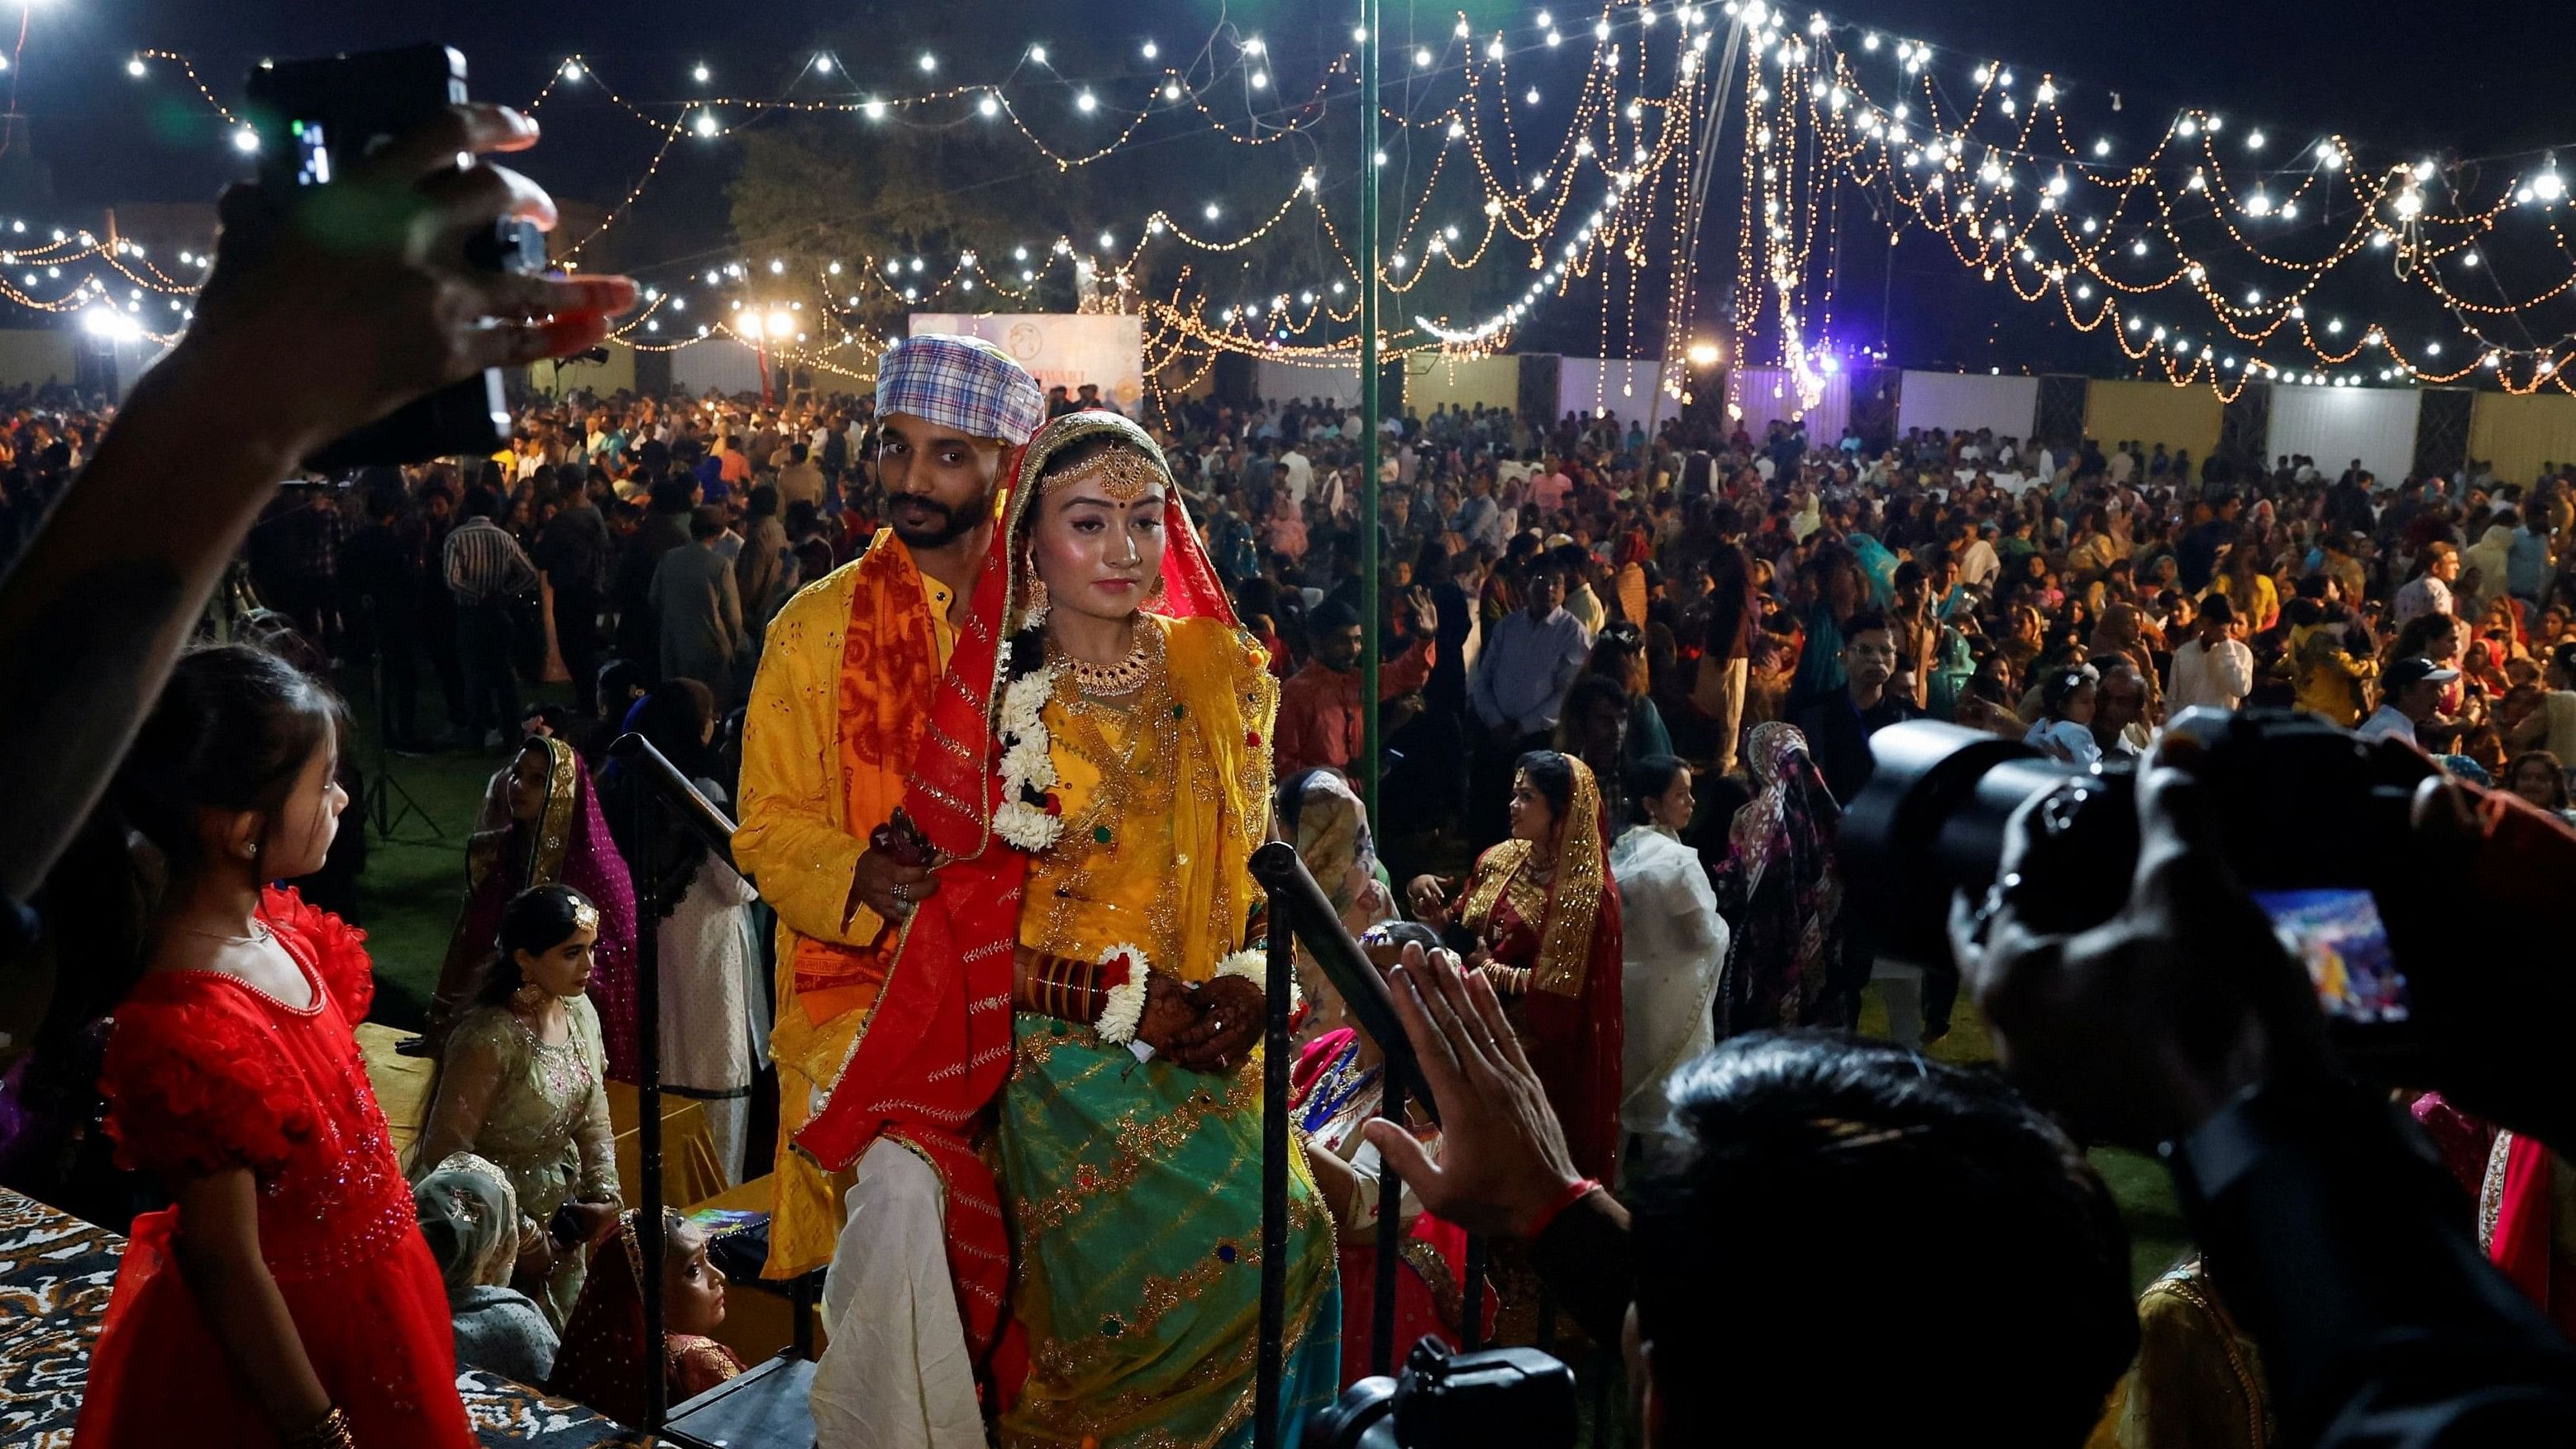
top-left (242, 45), bottom-right (545, 471)
top-left (1839, 709), bottom-right (2431, 1046)
top-left (1305, 1340), bottom-right (1578, 1449)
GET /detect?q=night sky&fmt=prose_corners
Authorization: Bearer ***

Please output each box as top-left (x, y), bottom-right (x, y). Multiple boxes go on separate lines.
top-left (19, 0), bottom-right (2571, 375)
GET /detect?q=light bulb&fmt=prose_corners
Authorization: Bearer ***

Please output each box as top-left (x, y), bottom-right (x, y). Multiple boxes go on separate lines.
top-left (693, 111), bottom-right (718, 137)
top-left (918, 53), bottom-right (938, 73)
top-left (1142, 40), bottom-right (1159, 60)
top-left (694, 63), bottom-right (710, 83)
top-left (126, 56), bottom-right (145, 78)
top-left (1076, 89), bottom-right (1097, 112)
top-left (2094, 137), bottom-right (2111, 156)
top-left (978, 94), bottom-right (999, 117)
top-left (2536, 169), bottom-right (2567, 201)
top-left (814, 55), bottom-right (834, 74)
top-left (1414, 48), bottom-right (1433, 68)
top-left (1029, 45), bottom-right (1048, 64)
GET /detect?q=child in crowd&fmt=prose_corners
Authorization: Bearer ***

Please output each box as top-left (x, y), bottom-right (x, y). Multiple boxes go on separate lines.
top-left (546, 1208), bottom-right (746, 1428)
top-left (75, 644), bottom-right (475, 1448)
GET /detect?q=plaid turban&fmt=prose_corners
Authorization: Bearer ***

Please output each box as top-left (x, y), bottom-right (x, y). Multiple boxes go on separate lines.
top-left (876, 333), bottom-right (1047, 446)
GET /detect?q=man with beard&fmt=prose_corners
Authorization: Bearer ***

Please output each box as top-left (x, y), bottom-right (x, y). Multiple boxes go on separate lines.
top-left (733, 335), bottom-right (1043, 1449)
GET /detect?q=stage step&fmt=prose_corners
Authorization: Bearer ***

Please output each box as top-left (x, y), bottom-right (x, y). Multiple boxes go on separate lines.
top-left (660, 1352), bottom-right (816, 1449)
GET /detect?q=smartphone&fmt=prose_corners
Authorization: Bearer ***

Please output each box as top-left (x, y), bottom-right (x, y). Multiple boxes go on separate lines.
top-left (2253, 887), bottom-right (2408, 1023)
top-left (242, 45), bottom-right (544, 471)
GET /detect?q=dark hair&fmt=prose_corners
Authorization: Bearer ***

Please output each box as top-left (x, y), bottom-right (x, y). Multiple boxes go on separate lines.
top-left (595, 659), bottom-right (651, 713)
top-left (1309, 600), bottom-right (1362, 636)
top-left (1843, 610), bottom-right (1891, 640)
top-left (461, 485), bottom-right (503, 521)
top-left (1512, 749), bottom-right (1577, 820)
top-left (2198, 593), bottom-right (2237, 626)
top-left (475, 884), bottom-right (600, 1008)
top-left (1623, 754), bottom-right (1690, 827)
top-left (747, 484), bottom-right (780, 518)
top-left (689, 505), bottom-right (727, 541)
top-left (2039, 663), bottom-right (2100, 719)
top-left (1633, 1035), bottom-right (2135, 1444)
top-left (651, 477), bottom-right (698, 512)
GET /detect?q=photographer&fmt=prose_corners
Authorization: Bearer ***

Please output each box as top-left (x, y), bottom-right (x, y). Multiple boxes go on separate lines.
top-left (1956, 742), bottom-right (2576, 1444)
top-left (1362, 951), bottom-right (2137, 1446)
top-left (0, 102), bottom-right (636, 939)
top-left (1371, 740), bottom-right (2576, 1445)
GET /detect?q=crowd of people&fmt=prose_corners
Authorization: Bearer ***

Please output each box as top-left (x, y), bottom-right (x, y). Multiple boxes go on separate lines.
top-left (3, 98), bottom-right (2576, 1449)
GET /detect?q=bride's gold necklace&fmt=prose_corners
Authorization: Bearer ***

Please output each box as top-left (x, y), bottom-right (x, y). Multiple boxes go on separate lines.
top-left (1057, 631), bottom-right (1151, 696)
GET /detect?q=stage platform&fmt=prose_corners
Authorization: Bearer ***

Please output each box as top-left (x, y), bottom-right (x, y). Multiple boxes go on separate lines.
top-left (0, 1185), bottom-right (651, 1447)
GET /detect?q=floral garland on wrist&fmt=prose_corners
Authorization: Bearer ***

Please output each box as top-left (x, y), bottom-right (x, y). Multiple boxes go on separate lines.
top-left (993, 664), bottom-right (1063, 852)
top-left (1095, 943), bottom-right (1150, 1045)
top-left (1216, 946), bottom-right (1300, 1011)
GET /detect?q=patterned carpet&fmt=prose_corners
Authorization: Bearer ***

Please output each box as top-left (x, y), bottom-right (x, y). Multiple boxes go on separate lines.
top-left (0, 1188), bottom-right (649, 1447)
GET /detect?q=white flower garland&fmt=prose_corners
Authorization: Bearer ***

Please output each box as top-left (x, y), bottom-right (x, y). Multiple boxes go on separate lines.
top-left (991, 663), bottom-right (1062, 853)
top-left (1095, 943), bottom-right (1150, 1045)
top-left (1215, 947), bottom-right (1300, 1011)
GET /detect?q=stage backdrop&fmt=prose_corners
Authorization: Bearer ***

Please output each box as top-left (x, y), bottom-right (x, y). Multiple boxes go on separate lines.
top-left (1256, 356), bottom-right (1363, 408)
top-left (1897, 371), bottom-right (2040, 441)
top-left (2084, 379), bottom-right (2224, 460)
top-left (2266, 384), bottom-right (2423, 491)
top-left (668, 336), bottom-right (769, 398)
top-left (2467, 392), bottom-right (2576, 487)
top-left (910, 312), bottom-right (1147, 413)
top-left (1402, 354), bottom-right (1519, 415)
top-left (1732, 366), bottom-right (1853, 444)
top-left (1557, 358), bottom-right (1678, 423)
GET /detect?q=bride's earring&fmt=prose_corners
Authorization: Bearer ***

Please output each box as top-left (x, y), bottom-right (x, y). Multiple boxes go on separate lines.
top-left (1023, 576), bottom-right (1051, 630)
top-left (1144, 574), bottom-right (1167, 608)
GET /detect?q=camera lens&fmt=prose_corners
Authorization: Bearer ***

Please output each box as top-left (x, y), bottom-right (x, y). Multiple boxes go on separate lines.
top-left (1839, 722), bottom-right (2131, 968)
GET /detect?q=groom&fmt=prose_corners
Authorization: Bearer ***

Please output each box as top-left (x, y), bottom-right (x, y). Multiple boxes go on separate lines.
top-left (735, 333), bottom-right (1046, 1448)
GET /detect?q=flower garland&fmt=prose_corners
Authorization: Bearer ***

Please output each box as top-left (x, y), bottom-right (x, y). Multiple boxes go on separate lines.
top-left (1095, 942), bottom-right (1149, 1045)
top-left (1216, 947), bottom-right (1298, 1011)
top-left (991, 662), bottom-right (1062, 852)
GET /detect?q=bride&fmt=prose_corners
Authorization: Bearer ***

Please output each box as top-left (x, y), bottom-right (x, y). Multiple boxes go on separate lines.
top-left (791, 411), bottom-right (1340, 1449)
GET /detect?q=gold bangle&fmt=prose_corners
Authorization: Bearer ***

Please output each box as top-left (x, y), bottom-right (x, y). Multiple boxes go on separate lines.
top-left (284, 1407), bottom-right (355, 1449)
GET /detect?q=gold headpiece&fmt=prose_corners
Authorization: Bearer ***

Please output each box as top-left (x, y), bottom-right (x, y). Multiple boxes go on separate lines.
top-left (1044, 446), bottom-right (1163, 503)
top-left (572, 899), bottom-right (601, 932)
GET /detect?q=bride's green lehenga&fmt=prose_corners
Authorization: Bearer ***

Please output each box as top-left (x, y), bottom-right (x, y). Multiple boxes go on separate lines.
top-left (995, 417), bottom-right (1340, 1449)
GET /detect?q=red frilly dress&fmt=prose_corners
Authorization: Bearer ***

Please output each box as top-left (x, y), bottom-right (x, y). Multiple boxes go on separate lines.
top-left (74, 887), bottom-right (474, 1449)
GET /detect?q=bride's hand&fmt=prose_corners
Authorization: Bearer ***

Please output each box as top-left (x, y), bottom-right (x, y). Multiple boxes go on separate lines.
top-left (1166, 975), bottom-right (1266, 1072)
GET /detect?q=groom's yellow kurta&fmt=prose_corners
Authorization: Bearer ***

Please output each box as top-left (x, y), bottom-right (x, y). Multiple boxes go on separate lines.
top-left (733, 529), bottom-right (957, 1278)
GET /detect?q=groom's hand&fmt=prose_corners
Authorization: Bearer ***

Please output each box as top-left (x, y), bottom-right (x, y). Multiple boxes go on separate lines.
top-left (1167, 975), bottom-right (1265, 1072)
top-left (1135, 971), bottom-right (1206, 1053)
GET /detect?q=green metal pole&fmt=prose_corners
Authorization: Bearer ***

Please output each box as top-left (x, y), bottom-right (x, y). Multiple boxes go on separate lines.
top-left (1359, 0), bottom-right (1383, 827)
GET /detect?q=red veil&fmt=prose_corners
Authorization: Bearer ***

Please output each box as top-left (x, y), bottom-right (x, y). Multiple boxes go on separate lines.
top-left (790, 410), bottom-right (1236, 1393)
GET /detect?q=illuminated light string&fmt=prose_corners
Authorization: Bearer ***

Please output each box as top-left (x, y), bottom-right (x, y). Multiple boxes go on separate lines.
top-left (117, 6), bottom-right (1699, 341)
top-left (1744, 2), bottom-right (2576, 393)
top-left (108, 8), bottom-right (1720, 374)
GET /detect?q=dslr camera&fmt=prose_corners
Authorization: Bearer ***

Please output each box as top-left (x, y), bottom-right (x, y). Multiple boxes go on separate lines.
top-left (1305, 1340), bottom-right (1578, 1449)
top-left (1841, 708), bottom-right (2433, 1058)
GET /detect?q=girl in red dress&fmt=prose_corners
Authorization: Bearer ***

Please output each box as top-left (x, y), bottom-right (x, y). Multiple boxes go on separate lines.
top-left (74, 645), bottom-right (474, 1449)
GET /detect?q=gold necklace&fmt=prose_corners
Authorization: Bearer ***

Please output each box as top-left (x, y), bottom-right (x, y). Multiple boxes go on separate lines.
top-left (1057, 633), bottom-right (1152, 695)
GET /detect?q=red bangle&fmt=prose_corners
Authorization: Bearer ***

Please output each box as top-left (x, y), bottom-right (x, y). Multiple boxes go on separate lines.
top-left (1524, 1176), bottom-right (1602, 1239)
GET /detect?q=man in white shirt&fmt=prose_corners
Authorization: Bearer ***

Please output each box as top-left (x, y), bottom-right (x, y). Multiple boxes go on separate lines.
top-left (2392, 543), bottom-right (2461, 625)
top-left (1279, 442), bottom-right (1313, 507)
top-left (2167, 593), bottom-right (2255, 713)
top-left (2359, 657), bottom-right (2458, 746)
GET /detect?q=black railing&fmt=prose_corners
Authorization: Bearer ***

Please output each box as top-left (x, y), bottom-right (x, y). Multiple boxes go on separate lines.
top-left (606, 732), bottom-right (739, 1434)
top-left (1249, 841), bottom-right (1477, 1447)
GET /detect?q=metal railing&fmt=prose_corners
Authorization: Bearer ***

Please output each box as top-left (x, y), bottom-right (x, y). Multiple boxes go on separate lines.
top-left (605, 732), bottom-right (741, 1436)
top-left (1248, 841), bottom-right (1481, 1447)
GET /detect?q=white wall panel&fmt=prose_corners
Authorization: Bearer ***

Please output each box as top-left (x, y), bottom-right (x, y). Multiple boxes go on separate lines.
top-left (1896, 370), bottom-right (2039, 441)
top-left (2266, 384), bottom-right (2422, 489)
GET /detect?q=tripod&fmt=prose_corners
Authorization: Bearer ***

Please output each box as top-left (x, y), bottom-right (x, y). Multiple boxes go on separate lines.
top-left (360, 595), bottom-right (441, 844)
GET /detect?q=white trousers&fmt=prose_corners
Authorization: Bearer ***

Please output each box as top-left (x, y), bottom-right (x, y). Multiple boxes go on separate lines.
top-left (809, 1138), bottom-right (983, 1449)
